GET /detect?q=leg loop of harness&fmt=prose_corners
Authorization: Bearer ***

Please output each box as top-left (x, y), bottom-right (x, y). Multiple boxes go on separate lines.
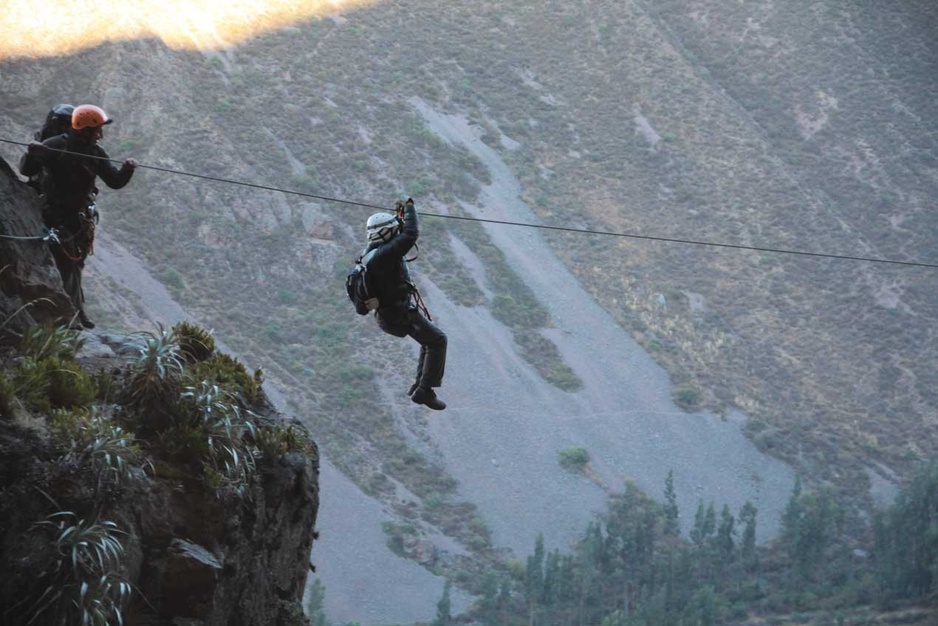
top-left (410, 288), bottom-right (432, 321)
top-left (49, 206), bottom-right (97, 264)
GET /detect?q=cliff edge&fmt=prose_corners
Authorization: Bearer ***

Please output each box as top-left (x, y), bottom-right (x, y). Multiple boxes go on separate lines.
top-left (0, 157), bottom-right (319, 626)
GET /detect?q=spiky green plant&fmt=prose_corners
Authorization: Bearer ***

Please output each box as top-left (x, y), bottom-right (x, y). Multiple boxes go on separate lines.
top-left (26, 512), bottom-right (131, 626)
top-left (173, 381), bottom-right (258, 491)
top-left (50, 408), bottom-right (143, 483)
top-left (127, 324), bottom-right (184, 412)
top-left (173, 321), bottom-right (217, 363)
top-left (20, 324), bottom-right (85, 362)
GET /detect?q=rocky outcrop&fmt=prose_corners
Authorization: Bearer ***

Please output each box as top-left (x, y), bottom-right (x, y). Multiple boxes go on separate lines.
top-left (0, 397), bottom-right (318, 625)
top-left (0, 159), bottom-right (319, 625)
top-left (0, 157), bottom-right (74, 333)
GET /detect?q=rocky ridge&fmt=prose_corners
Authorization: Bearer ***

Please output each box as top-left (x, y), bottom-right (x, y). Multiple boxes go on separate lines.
top-left (0, 159), bottom-right (319, 626)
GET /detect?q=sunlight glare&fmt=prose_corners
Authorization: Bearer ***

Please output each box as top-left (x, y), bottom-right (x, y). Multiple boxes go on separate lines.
top-left (0, 0), bottom-right (380, 59)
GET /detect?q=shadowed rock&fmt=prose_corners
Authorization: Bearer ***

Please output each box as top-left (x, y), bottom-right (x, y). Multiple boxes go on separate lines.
top-left (0, 157), bottom-right (74, 335)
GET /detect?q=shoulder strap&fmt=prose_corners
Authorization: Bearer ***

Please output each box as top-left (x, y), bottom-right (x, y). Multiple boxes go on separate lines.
top-left (360, 248), bottom-right (377, 266)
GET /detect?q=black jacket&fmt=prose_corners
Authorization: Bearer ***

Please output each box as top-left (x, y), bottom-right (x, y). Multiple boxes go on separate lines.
top-left (19, 132), bottom-right (134, 218)
top-left (363, 202), bottom-right (418, 312)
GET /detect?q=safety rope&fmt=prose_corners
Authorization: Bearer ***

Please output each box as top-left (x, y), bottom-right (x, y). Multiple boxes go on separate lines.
top-left (0, 231), bottom-right (48, 241)
top-left (52, 224), bottom-right (93, 263)
top-left (0, 227), bottom-right (59, 243)
top-left (2, 136), bottom-right (936, 270)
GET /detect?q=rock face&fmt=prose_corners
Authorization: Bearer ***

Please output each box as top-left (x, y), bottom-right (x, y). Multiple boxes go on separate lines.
top-left (0, 157), bottom-right (74, 333)
top-left (0, 404), bottom-right (319, 625)
top-left (0, 159), bottom-right (320, 625)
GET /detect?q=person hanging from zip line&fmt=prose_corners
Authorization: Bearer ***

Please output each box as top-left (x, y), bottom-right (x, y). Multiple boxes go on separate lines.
top-left (362, 198), bottom-right (448, 410)
top-left (19, 104), bottom-right (137, 329)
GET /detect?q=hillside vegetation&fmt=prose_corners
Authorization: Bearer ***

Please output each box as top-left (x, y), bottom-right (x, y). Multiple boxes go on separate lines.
top-left (0, 0), bottom-right (936, 621)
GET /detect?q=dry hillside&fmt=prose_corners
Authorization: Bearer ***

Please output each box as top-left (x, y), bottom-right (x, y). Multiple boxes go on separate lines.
top-left (1, 0), bottom-right (936, 595)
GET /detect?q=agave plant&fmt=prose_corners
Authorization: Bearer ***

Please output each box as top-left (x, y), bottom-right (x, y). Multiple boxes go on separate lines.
top-left (180, 381), bottom-right (230, 424)
top-left (179, 381), bottom-right (258, 491)
top-left (26, 512), bottom-right (131, 626)
top-left (127, 323), bottom-right (184, 412)
top-left (51, 408), bottom-right (144, 483)
top-left (204, 413), bottom-right (258, 492)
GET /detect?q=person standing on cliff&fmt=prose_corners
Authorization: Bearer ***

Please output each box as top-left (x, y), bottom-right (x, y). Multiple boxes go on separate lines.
top-left (361, 198), bottom-right (448, 410)
top-left (19, 104), bottom-right (137, 329)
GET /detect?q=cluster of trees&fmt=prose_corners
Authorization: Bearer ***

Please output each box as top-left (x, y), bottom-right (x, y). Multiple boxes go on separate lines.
top-left (454, 463), bottom-right (938, 626)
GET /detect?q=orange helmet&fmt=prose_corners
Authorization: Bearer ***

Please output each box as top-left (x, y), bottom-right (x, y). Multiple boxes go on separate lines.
top-left (71, 104), bottom-right (112, 130)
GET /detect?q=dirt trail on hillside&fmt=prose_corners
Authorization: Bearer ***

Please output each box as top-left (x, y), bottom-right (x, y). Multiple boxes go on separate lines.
top-left (411, 98), bottom-right (795, 554)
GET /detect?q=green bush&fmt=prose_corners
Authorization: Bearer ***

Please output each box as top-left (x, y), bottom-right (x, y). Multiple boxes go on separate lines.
top-left (47, 359), bottom-right (97, 409)
top-left (674, 387), bottom-right (701, 410)
top-left (173, 321), bottom-right (217, 363)
top-left (559, 447), bottom-right (590, 472)
top-left (12, 357), bottom-right (96, 412)
top-left (514, 330), bottom-right (583, 392)
top-left (255, 422), bottom-right (316, 459)
top-left (184, 352), bottom-right (260, 403)
top-left (162, 267), bottom-right (185, 291)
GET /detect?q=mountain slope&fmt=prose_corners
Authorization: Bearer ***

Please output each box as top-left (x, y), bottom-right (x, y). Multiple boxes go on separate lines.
top-left (1, 0), bottom-right (937, 621)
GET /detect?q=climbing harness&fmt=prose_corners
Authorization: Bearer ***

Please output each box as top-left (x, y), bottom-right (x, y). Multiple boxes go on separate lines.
top-left (49, 206), bottom-right (98, 263)
top-left (410, 285), bottom-right (432, 322)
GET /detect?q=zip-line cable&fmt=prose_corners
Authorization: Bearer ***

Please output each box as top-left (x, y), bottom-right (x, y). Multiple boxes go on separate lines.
top-left (415, 213), bottom-right (938, 269)
top-left (2, 136), bottom-right (936, 269)
top-left (0, 138), bottom-right (381, 210)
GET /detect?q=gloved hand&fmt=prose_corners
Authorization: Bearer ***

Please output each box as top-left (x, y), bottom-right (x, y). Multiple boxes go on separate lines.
top-left (393, 200), bottom-right (405, 218)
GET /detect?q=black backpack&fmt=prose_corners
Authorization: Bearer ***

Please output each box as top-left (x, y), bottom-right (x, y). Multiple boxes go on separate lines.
top-left (37, 104), bottom-right (74, 141)
top-left (346, 250), bottom-right (379, 315)
top-left (26, 104), bottom-right (74, 193)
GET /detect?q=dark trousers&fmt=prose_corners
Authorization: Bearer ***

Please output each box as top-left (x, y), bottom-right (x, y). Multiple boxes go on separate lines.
top-left (378, 307), bottom-right (447, 389)
top-left (45, 207), bottom-right (93, 314)
top-left (49, 231), bottom-right (86, 313)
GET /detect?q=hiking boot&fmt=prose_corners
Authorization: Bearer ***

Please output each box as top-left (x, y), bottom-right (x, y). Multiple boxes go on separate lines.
top-left (78, 310), bottom-right (95, 329)
top-left (411, 387), bottom-right (446, 411)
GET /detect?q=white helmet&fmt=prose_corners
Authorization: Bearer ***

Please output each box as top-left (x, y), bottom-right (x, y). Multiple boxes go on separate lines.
top-left (366, 212), bottom-right (401, 243)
